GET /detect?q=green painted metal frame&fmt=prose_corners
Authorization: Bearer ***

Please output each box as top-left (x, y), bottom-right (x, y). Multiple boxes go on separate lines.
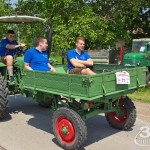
top-left (21, 66), bottom-right (146, 100)
top-left (19, 62), bottom-right (146, 120)
top-left (0, 62), bottom-right (7, 78)
top-left (1, 56), bottom-right (146, 120)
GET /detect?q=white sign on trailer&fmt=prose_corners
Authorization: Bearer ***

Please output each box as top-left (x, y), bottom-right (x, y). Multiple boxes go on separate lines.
top-left (116, 71), bottom-right (130, 84)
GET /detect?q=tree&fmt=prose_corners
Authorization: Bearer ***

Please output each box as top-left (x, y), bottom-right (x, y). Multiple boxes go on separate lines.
top-left (89, 0), bottom-right (150, 44)
top-left (1, 0), bottom-right (150, 52)
top-left (0, 0), bottom-right (13, 38)
top-left (16, 0), bottom-right (110, 51)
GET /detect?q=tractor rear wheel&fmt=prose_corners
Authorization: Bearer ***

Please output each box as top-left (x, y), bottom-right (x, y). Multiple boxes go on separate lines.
top-left (105, 96), bottom-right (136, 130)
top-left (0, 75), bottom-right (8, 119)
top-left (52, 107), bottom-right (87, 150)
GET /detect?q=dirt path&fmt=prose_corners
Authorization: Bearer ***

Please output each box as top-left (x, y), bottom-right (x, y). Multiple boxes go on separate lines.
top-left (134, 101), bottom-right (150, 123)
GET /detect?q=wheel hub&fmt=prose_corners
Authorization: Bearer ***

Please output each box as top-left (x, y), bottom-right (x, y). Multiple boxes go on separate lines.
top-left (108, 101), bottom-right (128, 124)
top-left (61, 126), bottom-right (68, 134)
top-left (56, 117), bottom-right (75, 144)
top-left (115, 106), bottom-right (126, 117)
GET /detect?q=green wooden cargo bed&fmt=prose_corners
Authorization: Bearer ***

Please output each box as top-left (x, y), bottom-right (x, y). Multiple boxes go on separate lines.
top-left (21, 64), bottom-right (146, 101)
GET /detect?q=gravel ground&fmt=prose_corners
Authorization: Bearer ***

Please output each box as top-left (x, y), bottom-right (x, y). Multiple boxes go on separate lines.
top-left (0, 97), bottom-right (150, 150)
top-left (0, 145), bottom-right (6, 150)
top-left (134, 101), bottom-right (150, 123)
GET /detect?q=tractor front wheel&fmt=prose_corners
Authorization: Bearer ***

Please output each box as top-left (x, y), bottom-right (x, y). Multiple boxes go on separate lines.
top-left (0, 75), bottom-right (8, 119)
top-left (105, 96), bottom-right (136, 130)
top-left (52, 107), bottom-right (87, 150)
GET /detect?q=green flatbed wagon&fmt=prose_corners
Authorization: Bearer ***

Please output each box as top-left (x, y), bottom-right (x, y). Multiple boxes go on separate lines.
top-left (2, 57), bottom-right (144, 150)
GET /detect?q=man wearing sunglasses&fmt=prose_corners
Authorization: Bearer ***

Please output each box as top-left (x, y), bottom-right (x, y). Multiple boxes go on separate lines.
top-left (0, 30), bottom-right (24, 82)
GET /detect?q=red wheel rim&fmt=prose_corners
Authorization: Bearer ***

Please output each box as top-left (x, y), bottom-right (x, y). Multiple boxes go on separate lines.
top-left (108, 101), bottom-right (128, 124)
top-left (56, 116), bottom-right (75, 144)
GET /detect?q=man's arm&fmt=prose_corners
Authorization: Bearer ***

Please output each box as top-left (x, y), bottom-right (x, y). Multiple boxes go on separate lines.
top-left (24, 63), bottom-right (33, 70)
top-left (6, 43), bottom-right (25, 49)
top-left (75, 58), bottom-right (93, 66)
top-left (24, 50), bottom-right (33, 70)
top-left (70, 58), bottom-right (86, 68)
top-left (48, 63), bottom-right (56, 72)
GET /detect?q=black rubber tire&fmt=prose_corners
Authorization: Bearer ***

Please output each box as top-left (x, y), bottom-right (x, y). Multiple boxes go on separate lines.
top-left (0, 75), bottom-right (8, 119)
top-left (105, 96), bottom-right (136, 130)
top-left (52, 107), bottom-right (87, 150)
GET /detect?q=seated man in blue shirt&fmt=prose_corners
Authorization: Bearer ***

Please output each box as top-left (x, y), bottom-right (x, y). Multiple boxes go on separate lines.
top-left (67, 36), bottom-right (95, 75)
top-left (0, 30), bottom-right (25, 82)
top-left (24, 36), bottom-right (55, 72)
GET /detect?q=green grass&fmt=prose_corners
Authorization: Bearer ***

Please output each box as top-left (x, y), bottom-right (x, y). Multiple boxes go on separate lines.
top-left (50, 53), bottom-right (67, 64)
top-left (128, 87), bottom-right (150, 103)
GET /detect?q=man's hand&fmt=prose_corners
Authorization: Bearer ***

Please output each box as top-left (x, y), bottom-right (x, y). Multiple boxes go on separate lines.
top-left (75, 57), bottom-right (86, 68)
top-left (20, 43), bottom-right (26, 47)
top-left (81, 64), bottom-right (86, 68)
top-left (51, 67), bottom-right (56, 72)
top-left (48, 63), bottom-right (56, 72)
top-left (24, 63), bottom-right (33, 70)
top-left (70, 58), bottom-right (86, 68)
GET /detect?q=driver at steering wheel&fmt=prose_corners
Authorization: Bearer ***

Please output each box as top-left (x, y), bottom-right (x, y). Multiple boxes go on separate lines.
top-left (0, 30), bottom-right (25, 82)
